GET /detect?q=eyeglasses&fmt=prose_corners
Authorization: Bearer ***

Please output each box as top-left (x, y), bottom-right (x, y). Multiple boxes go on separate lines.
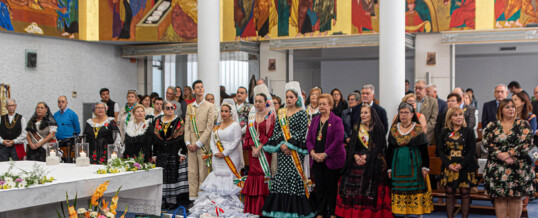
top-left (164, 106), bottom-right (174, 110)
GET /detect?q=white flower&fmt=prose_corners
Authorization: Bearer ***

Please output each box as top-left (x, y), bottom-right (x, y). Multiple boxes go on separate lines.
top-left (89, 211), bottom-right (98, 217)
top-left (106, 212), bottom-right (115, 218)
top-left (5, 177), bottom-right (13, 183)
top-left (17, 181), bottom-right (26, 188)
top-left (77, 208), bottom-right (87, 214)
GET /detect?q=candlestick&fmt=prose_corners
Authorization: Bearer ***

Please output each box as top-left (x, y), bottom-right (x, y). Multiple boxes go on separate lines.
top-left (111, 153), bottom-right (118, 159)
top-left (49, 150), bottom-right (57, 157)
top-left (79, 151), bottom-right (87, 158)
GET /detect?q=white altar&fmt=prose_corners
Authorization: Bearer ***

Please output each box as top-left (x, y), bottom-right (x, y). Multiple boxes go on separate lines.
top-left (0, 161), bottom-right (163, 217)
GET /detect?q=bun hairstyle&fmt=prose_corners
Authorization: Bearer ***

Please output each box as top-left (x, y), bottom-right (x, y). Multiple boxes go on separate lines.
top-left (221, 103), bottom-right (232, 111)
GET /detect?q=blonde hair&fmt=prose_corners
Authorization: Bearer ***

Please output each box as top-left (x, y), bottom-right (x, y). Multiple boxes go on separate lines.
top-left (318, 93), bottom-right (334, 108)
top-left (126, 90), bottom-right (137, 97)
top-left (401, 93), bottom-right (416, 103)
top-left (132, 104), bottom-right (146, 114)
top-left (445, 107), bottom-right (467, 130)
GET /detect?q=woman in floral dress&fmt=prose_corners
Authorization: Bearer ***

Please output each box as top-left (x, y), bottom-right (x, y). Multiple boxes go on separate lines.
top-left (483, 99), bottom-right (534, 218)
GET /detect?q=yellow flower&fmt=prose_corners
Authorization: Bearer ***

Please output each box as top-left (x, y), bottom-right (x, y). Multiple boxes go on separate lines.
top-left (110, 195), bottom-right (119, 215)
top-left (68, 206), bottom-right (77, 218)
top-left (91, 181), bottom-right (110, 206)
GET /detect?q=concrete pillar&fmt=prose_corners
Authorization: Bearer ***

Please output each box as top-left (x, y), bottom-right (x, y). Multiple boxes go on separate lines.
top-left (379, 0), bottom-right (406, 120)
top-left (198, 0), bottom-right (221, 105)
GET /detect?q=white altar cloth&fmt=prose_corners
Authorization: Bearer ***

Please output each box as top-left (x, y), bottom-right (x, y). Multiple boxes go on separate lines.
top-left (0, 161), bottom-right (162, 217)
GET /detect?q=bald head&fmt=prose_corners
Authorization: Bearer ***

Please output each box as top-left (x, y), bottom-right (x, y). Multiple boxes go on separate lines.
top-left (452, 87), bottom-right (464, 99)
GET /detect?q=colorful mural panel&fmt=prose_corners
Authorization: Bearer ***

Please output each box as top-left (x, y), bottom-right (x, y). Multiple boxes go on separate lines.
top-left (494, 0), bottom-right (538, 29)
top-left (404, 0), bottom-right (476, 33)
top-left (0, 0), bottom-right (78, 38)
top-left (99, 0), bottom-right (197, 42)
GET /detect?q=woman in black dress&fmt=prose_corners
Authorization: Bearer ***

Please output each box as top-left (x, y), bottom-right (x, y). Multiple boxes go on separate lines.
top-left (437, 107), bottom-right (478, 218)
top-left (123, 104), bottom-right (152, 162)
top-left (152, 101), bottom-right (188, 209)
top-left (26, 102), bottom-right (57, 162)
top-left (83, 102), bottom-right (120, 164)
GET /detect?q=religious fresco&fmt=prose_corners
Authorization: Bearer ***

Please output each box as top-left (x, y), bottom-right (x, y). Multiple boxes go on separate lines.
top-left (99, 0), bottom-right (197, 42)
top-left (494, 0), bottom-right (538, 29)
top-left (405, 0), bottom-right (476, 33)
top-left (0, 0), bottom-right (78, 39)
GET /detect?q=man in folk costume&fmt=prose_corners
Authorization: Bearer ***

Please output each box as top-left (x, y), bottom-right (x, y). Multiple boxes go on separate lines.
top-left (235, 86), bottom-right (252, 173)
top-left (185, 80), bottom-right (217, 202)
top-left (0, 99), bottom-right (27, 161)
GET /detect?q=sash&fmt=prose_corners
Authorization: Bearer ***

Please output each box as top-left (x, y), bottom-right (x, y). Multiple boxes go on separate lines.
top-left (248, 107), bottom-right (272, 185)
top-left (213, 125), bottom-right (246, 188)
top-left (190, 104), bottom-right (212, 168)
top-left (277, 108), bottom-right (310, 198)
top-left (358, 123), bottom-right (369, 149)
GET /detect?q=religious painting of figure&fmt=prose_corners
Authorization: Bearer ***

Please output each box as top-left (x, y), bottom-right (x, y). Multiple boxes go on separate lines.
top-left (352, 0), bottom-right (377, 33)
top-left (405, 0), bottom-right (432, 32)
top-left (253, 0), bottom-right (277, 39)
top-left (495, 0), bottom-right (537, 28)
top-left (448, 0), bottom-right (476, 30)
top-left (170, 0), bottom-right (197, 40)
top-left (313, 0), bottom-right (336, 36)
top-left (0, 0), bottom-right (78, 38)
top-left (277, 0), bottom-right (290, 36)
top-left (118, 0), bottom-right (148, 39)
top-left (235, 0), bottom-right (257, 40)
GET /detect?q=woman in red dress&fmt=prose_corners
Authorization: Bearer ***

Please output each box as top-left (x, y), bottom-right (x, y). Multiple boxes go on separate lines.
top-left (242, 84), bottom-right (276, 215)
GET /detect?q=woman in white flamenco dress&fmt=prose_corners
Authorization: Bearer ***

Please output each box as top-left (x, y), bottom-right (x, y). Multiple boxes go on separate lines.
top-left (188, 99), bottom-right (248, 218)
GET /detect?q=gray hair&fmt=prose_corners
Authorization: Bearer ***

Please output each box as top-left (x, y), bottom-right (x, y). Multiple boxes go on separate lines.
top-left (362, 84), bottom-right (375, 94)
top-left (495, 84), bottom-right (508, 91)
top-left (166, 86), bottom-right (176, 95)
top-left (348, 92), bottom-right (361, 101)
top-left (162, 100), bottom-right (175, 107)
top-left (6, 98), bottom-right (16, 105)
top-left (415, 80), bottom-right (427, 86)
top-left (427, 84), bottom-right (437, 91)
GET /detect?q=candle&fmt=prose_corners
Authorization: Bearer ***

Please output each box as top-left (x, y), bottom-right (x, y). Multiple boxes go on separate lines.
top-left (80, 151), bottom-right (87, 158)
top-left (49, 150), bottom-right (56, 157)
top-left (111, 152), bottom-right (118, 159)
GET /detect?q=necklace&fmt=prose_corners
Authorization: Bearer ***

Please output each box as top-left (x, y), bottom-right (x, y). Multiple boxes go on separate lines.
top-left (4, 114), bottom-right (18, 129)
top-left (317, 120), bottom-right (326, 141)
top-left (401, 122), bottom-right (413, 128)
top-left (161, 117), bottom-right (174, 135)
top-left (397, 122), bottom-right (416, 136)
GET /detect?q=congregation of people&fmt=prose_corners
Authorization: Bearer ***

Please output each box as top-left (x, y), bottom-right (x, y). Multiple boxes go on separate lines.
top-left (2, 79), bottom-right (538, 218)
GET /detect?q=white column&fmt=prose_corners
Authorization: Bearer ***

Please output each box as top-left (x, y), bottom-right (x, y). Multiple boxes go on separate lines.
top-left (379, 0), bottom-right (405, 121)
top-left (198, 0), bottom-right (221, 106)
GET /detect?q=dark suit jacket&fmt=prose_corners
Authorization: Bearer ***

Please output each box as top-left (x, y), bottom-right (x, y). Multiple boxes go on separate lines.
top-left (341, 108), bottom-right (353, 140)
top-left (481, 100), bottom-right (498, 128)
top-left (532, 100), bottom-right (538, 117)
top-left (351, 103), bottom-right (388, 134)
top-left (437, 98), bottom-right (448, 116)
top-left (306, 112), bottom-right (346, 170)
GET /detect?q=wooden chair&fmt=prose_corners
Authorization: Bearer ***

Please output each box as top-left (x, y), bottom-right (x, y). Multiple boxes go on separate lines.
top-left (428, 145), bottom-right (437, 157)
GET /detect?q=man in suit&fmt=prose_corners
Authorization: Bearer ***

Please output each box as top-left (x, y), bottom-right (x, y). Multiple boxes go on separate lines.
top-left (532, 86), bottom-right (538, 116)
top-left (185, 80), bottom-right (216, 202)
top-left (415, 80), bottom-right (438, 144)
top-left (342, 92), bottom-right (360, 144)
top-left (351, 84), bottom-right (388, 133)
top-left (482, 84), bottom-right (508, 128)
top-left (427, 84), bottom-right (447, 115)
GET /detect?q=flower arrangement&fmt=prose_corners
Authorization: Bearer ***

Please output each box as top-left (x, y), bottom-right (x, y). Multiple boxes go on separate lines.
top-left (56, 181), bottom-right (127, 218)
top-left (96, 154), bottom-right (155, 174)
top-left (0, 160), bottom-right (55, 190)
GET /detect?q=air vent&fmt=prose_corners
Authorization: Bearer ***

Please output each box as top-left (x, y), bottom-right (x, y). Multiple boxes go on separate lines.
top-left (500, 46), bottom-right (517, 51)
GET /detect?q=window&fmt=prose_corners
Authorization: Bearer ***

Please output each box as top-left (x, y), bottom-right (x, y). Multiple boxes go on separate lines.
top-left (186, 52), bottom-right (249, 93)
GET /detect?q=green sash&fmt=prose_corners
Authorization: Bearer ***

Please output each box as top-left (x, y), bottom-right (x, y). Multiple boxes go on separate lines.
top-left (248, 107), bottom-right (273, 187)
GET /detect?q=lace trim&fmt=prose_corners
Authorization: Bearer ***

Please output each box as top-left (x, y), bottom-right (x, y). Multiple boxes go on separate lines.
top-left (86, 117), bottom-right (115, 128)
top-left (397, 122), bottom-right (416, 136)
top-left (125, 120), bottom-right (150, 137)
